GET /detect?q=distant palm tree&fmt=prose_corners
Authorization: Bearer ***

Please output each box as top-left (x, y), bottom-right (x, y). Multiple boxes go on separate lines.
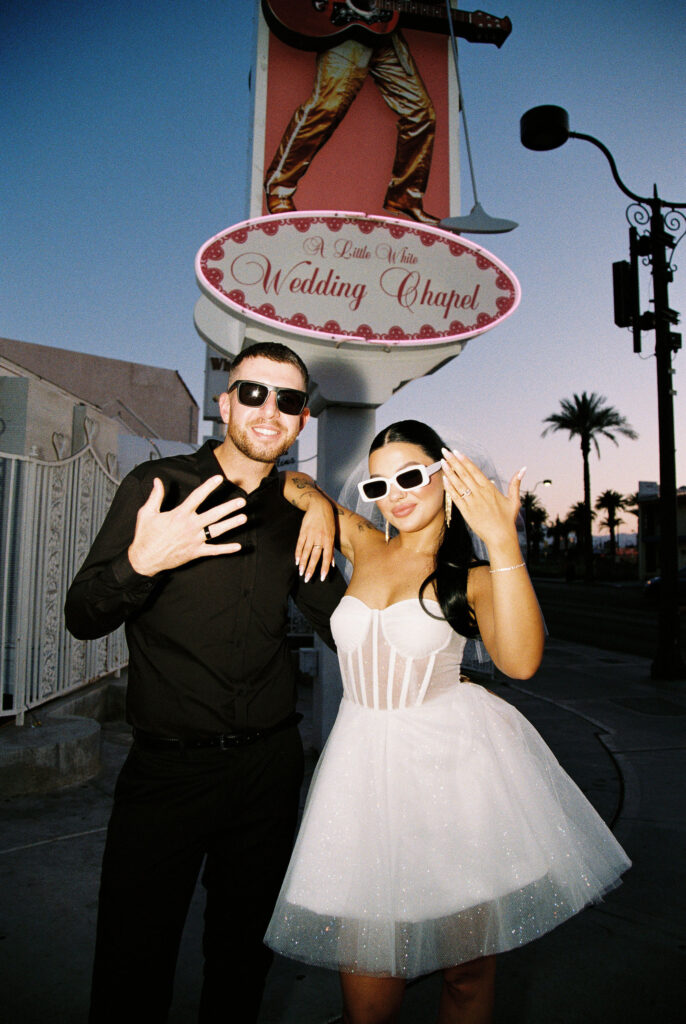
top-left (595, 489), bottom-right (629, 562)
top-left (521, 491), bottom-right (549, 563)
top-left (561, 502), bottom-right (595, 581)
top-left (542, 392), bottom-right (637, 581)
top-left (565, 501), bottom-right (596, 548)
top-left (624, 492), bottom-right (640, 521)
top-left (548, 515), bottom-right (569, 557)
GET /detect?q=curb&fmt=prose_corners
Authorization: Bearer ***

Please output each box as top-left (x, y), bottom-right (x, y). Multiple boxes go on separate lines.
top-left (0, 673), bottom-right (128, 798)
top-left (0, 716), bottom-right (101, 798)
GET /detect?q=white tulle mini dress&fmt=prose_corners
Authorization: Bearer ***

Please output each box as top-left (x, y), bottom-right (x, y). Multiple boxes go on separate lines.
top-left (264, 596), bottom-right (631, 978)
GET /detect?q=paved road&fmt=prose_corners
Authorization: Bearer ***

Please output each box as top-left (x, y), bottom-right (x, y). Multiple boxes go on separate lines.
top-left (533, 578), bottom-right (681, 659)
top-left (2, 640), bottom-right (685, 1023)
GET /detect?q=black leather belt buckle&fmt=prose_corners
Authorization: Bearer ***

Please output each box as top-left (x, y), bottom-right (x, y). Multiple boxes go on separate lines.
top-left (133, 713), bottom-right (302, 752)
top-left (217, 732), bottom-right (255, 749)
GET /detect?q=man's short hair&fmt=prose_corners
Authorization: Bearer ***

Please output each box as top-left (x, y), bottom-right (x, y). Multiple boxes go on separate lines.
top-left (229, 342), bottom-right (309, 391)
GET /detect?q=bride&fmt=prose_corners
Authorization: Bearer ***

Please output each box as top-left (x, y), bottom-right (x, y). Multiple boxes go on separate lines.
top-left (277, 419), bottom-right (630, 1024)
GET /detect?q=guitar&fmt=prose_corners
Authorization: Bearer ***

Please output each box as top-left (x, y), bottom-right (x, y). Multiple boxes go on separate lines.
top-left (262, 1), bottom-right (512, 51)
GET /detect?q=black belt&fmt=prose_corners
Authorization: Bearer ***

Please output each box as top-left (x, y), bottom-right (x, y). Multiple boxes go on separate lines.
top-left (132, 712), bottom-right (302, 751)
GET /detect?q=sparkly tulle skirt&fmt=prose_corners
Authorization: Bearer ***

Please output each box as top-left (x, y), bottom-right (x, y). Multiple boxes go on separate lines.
top-left (265, 683), bottom-right (630, 978)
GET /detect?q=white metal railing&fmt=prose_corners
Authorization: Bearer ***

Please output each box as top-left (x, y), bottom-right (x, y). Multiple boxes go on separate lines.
top-left (0, 444), bottom-right (127, 723)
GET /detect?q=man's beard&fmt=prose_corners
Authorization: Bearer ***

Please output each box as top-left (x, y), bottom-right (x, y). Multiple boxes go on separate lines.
top-left (227, 421), bottom-right (295, 463)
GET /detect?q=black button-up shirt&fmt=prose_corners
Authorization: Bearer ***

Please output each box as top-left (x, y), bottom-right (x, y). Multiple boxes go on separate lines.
top-left (65, 441), bottom-right (346, 737)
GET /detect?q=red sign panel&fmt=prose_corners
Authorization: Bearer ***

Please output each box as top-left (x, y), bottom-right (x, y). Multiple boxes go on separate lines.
top-left (259, 15), bottom-right (455, 221)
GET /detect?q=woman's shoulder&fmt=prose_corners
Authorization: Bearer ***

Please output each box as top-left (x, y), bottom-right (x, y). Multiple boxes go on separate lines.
top-left (346, 509), bottom-right (384, 543)
top-left (336, 505), bottom-right (384, 561)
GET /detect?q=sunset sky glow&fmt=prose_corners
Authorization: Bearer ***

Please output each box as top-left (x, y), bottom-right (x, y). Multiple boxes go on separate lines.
top-left (3, 0), bottom-right (684, 527)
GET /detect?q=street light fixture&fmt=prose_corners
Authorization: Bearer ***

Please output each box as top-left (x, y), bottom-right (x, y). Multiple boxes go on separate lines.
top-left (520, 104), bottom-right (685, 679)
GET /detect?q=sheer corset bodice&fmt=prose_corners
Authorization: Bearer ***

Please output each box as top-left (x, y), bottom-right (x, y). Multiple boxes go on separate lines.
top-left (330, 596), bottom-right (466, 710)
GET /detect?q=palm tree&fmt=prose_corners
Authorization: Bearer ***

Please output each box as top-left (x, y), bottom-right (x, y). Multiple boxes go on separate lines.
top-left (624, 492), bottom-right (640, 521)
top-left (521, 491), bottom-right (549, 564)
top-left (595, 489), bottom-right (628, 563)
top-left (565, 501), bottom-right (596, 549)
top-left (561, 502), bottom-right (595, 580)
top-left (542, 393), bottom-right (637, 581)
top-left (548, 515), bottom-right (569, 557)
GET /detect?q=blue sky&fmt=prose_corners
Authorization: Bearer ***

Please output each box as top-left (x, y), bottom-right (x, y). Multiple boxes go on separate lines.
top-left (2, 0), bottom-right (685, 524)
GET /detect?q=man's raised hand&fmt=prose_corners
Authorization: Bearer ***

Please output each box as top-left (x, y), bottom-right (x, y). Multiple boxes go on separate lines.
top-left (128, 475), bottom-right (247, 577)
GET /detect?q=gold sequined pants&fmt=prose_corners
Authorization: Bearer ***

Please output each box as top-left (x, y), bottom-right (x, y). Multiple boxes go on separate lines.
top-left (264, 33), bottom-right (436, 207)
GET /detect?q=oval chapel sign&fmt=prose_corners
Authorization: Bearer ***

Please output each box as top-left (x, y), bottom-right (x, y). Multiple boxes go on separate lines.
top-left (195, 212), bottom-right (520, 346)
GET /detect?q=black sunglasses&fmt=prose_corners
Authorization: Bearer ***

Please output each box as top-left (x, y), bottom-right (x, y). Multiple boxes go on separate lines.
top-left (228, 379), bottom-right (308, 416)
top-left (358, 461), bottom-right (443, 501)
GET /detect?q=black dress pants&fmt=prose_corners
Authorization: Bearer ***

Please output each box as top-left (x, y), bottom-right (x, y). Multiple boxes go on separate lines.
top-left (89, 724), bottom-right (304, 1023)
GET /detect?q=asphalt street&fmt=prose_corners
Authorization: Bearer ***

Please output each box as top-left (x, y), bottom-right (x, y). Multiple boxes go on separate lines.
top-left (1, 629), bottom-right (685, 1023)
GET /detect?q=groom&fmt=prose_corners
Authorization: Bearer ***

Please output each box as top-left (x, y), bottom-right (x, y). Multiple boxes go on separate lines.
top-left (66, 341), bottom-right (346, 1023)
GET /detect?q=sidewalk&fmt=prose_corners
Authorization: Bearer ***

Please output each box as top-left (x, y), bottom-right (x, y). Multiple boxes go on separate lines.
top-left (1, 639), bottom-right (684, 1023)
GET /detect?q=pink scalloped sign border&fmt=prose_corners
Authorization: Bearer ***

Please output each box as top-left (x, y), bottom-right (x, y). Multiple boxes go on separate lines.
top-left (195, 212), bottom-right (520, 346)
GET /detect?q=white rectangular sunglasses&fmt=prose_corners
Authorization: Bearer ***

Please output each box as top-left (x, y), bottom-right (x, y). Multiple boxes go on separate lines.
top-left (357, 460), bottom-right (443, 501)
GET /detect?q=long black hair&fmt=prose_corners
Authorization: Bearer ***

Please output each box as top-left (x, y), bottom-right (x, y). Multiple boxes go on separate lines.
top-left (369, 420), bottom-right (486, 638)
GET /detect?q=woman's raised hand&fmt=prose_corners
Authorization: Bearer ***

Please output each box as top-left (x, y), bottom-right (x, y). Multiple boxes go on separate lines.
top-left (441, 448), bottom-right (525, 549)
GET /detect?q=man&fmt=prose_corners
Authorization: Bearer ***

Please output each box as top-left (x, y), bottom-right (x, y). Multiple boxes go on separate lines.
top-left (65, 341), bottom-right (346, 1023)
top-left (264, 32), bottom-right (438, 224)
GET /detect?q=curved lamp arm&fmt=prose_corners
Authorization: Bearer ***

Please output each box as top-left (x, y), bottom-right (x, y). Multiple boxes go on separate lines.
top-left (520, 105), bottom-right (686, 210)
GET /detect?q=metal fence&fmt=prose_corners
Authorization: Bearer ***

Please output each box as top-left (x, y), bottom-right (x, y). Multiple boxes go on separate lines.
top-left (0, 444), bottom-right (126, 723)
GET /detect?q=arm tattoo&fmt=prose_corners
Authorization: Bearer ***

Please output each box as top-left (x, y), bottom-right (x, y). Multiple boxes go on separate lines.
top-left (334, 505), bottom-right (376, 534)
top-left (287, 474), bottom-right (319, 508)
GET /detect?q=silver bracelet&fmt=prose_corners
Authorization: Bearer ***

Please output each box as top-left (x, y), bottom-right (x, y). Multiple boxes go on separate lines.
top-left (489, 562), bottom-right (526, 574)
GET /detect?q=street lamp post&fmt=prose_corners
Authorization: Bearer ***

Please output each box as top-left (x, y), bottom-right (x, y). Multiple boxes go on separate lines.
top-left (520, 105), bottom-right (685, 679)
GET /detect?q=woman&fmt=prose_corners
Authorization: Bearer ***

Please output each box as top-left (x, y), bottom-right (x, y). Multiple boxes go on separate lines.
top-left (276, 420), bottom-right (630, 1024)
